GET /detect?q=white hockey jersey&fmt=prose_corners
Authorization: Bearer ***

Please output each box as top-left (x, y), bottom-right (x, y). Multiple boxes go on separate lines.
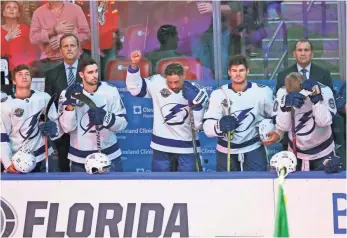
top-left (58, 82), bottom-right (127, 164)
top-left (203, 82), bottom-right (274, 154)
top-left (0, 90), bottom-right (62, 169)
top-left (274, 83), bottom-right (336, 160)
top-left (126, 67), bottom-right (208, 154)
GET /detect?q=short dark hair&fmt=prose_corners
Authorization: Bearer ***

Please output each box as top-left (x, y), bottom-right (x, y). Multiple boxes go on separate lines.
top-left (294, 39), bottom-right (313, 51)
top-left (12, 64), bottom-right (31, 80)
top-left (59, 33), bottom-right (80, 48)
top-left (78, 58), bottom-right (98, 73)
top-left (228, 55), bottom-right (248, 70)
top-left (157, 24), bottom-right (178, 45)
top-left (164, 63), bottom-right (184, 77)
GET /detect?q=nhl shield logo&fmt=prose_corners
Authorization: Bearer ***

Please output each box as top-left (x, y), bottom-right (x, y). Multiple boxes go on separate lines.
top-left (160, 88), bottom-right (171, 98)
top-left (14, 108), bottom-right (24, 117)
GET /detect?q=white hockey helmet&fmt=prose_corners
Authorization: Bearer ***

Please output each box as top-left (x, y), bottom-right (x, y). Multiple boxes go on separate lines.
top-left (270, 151), bottom-right (297, 177)
top-left (11, 151), bottom-right (36, 173)
top-left (85, 153), bottom-right (111, 174)
top-left (258, 119), bottom-right (275, 141)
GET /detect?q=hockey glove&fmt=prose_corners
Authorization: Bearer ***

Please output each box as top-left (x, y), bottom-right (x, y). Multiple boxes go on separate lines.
top-left (217, 115), bottom-right (238, 133)
top-left (323, 155), bottom-right (341, 174)
top-left (65, 83), bottom-right (83, 99)
top-left (39, 121), bottom-right (58, 137)
top-left (301, 80), bottom-right (323, 104)
top-left (281, 92), bottom-right (306, 111)
top-left (182, 81), bottom-right (206, 110)
top-left (88, 107), bottom-right (107, 126)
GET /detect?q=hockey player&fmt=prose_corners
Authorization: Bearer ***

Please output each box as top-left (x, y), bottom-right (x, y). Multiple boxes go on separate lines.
top-left (59, 58), bottom-right (127, 172)
top-left (1, 64), bottom-right (62, 173)
top-left (126, 50), bottom-right (208, 172)
top-left (203, 55), bottom-right (274, 171)
top-left (263, 72), bottom-right (340, 172)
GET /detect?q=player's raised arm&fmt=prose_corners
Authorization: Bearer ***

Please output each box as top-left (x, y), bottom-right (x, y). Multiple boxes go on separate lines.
top-left (126, 50), bottom-right (152, 98)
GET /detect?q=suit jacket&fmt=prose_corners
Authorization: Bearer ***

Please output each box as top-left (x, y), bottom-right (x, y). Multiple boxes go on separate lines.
top-left (44, 62), bottom-right (82, 172)
top-left (276, 63), bottom-right (333, 93)
top-left (44, 62), bottom-right (82, 102)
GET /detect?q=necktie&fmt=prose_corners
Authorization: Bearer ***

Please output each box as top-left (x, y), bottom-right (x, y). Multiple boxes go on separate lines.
top-left (67, 66), bottom-right (75, 86)
top-left (301, 68), bottom-right (308, 80)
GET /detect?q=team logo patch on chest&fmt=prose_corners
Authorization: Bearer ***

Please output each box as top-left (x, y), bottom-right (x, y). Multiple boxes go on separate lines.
top-left (14, 108), bottom-right (24, 117)
top-left (160, 88), bottom-right (171, 98)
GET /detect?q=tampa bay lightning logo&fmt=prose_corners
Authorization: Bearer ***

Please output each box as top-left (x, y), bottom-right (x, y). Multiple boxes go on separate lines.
top-left (295, 110), bottom-right (315, 136)
top-left (161, 103), bottom-right (188, 126)
top-left (232, 107), bottom-right (255, 133)
top-left (19, 110), bottom-right (41, 142)
top-left (0, 198), bottom-right (17, 237)
top-left (80, 105), bottom-right (106, 135)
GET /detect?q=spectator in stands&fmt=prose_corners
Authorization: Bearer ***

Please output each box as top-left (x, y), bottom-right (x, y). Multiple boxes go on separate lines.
top-left (44, 33), bottom-right (83, 172)
top-left (1, 1), bottom-right (38, 70)
top-left (276, 39), bottom-right (333, 92)
top-left (192, 1), bottom-right (242, 80)
top-left (30, 0), bottom-right (90, 74)
top-left (145, 25), bottom-right (182, 74)
top-left (77, 0), bottom-right (119, 79)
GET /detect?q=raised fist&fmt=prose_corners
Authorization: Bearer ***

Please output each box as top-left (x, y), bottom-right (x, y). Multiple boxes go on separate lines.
top-left (130, 50), bottom-right (142, 64)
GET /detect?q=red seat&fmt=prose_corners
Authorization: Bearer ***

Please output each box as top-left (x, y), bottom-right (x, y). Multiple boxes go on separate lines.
top-left (123, 24), bottom-right (148, 56)
top-left (106, 59), bottom-right (151, 80)
top-left (156, 58), bottom-right (202, 80)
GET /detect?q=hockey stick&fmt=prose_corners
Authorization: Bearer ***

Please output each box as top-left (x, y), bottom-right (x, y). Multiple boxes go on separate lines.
top-left (189, 106), bottom-right (204, 172)
top-left (44, 93), bottom-right (58, 173)
top-left (72, 92), bottom-right (101, 153)
top-left (220, 87), bottom-right (233, 172)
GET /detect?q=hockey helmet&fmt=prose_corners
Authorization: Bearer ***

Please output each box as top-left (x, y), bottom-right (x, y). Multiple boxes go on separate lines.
top-left (258, 119), bottom-right (275, 141)
top-left (85, 153), bottom-right (111, 174)
top-left (11, 151), bottom-right (36, 173)
top-left (270, 151), bottom-right (297, 177)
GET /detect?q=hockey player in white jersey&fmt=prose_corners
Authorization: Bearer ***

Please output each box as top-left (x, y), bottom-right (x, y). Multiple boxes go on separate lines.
top-left (1, 64), bottom-right (62, 173)
top-left (203, 55), bottom-right (274, 171)
top-left (126, 50), bottom-right (208, 172)
top-left (263, 72), bottom-right (341, 172)
top-left (59, 58), bottom-right (127, 172)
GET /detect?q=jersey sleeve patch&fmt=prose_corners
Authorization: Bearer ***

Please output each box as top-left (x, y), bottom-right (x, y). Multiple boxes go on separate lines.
top-left (329, 98), bottom-right (336, 109)
top-left (273, 100), bottom-right (279, 112)
top-left (257, 83), bottom-right (266, 88)
top-left (1, 96), bottom-right (8, 102)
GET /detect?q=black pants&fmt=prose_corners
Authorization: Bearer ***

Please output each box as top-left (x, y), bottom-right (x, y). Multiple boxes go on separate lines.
top-left (296, 151), bottom-right (334, 171)
top-left (54, 133), bottom-right (71, 172)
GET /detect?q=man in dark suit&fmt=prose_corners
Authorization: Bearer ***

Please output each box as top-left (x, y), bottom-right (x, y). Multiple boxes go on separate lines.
top-left (45, 33), bottom-right (83, 172)
top-left (276, 39), bottom-right (333, 93)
